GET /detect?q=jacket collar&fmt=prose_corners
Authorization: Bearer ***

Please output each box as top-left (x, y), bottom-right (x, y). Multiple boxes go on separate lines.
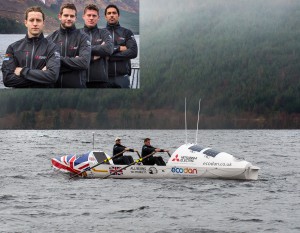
top-left (106, 22), bottom-right (120, 30)
top-left (59, 24), bottom-right (76, 34)
top-left (25, 33), bottom-right (44, 42)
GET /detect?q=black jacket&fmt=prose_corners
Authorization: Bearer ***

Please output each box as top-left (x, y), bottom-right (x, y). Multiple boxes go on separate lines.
top-left (142, 145), bottom-right (156, 158)
top-left (47, 26), bottom-right (91, 88)
top-left (113, 143), bottom-right (134, 156)
top-left (106, 22), bottom-right (138, 77)
top-left (81, 25), bottom-right (113, 84)
top-left (2, 33), bottom-right (60, 88)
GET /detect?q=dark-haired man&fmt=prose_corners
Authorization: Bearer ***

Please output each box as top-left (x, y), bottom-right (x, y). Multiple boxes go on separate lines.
top-left (141, 138), bottom-right (168, 166)
top-left (81, 4), bottom-right (113, 88)
top-left (2, 6), bottom-right (60, 88)
top-left (47, 3), bottom-right (91, 88)
top-left (104, 4), bottom-right (138, 88)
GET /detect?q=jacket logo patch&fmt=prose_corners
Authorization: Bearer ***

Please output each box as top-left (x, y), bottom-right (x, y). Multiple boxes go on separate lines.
top-left (3, 54), bottom-right (12, 61)
top-left (69, 46), bottom-right (78, 50)
top-left (35, 55), bottom-right (47, 60)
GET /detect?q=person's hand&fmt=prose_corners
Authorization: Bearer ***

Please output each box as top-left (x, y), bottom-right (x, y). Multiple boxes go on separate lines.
top-left (42, 66), bottom-right (47, 71)
top-left (164, 150), bottom-right (169, 152)
top-left (14, 67), bottom-right (22, 76)
top-left (120, 46), bottom-right (127, 52)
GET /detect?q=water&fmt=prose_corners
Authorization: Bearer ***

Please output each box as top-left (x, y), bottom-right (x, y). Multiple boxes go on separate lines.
top-left (0, 34), bottom-right (140, 88)
top-left (0, 130), bottom-right (299, 232)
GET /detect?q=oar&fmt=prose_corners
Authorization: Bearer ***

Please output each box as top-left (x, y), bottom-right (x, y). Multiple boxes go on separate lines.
top-left (103, 151), bottom-right (156, 179)
top-left (136, 151), bottom-right (142, 158)
top-left (69, 150), bottom-right (126, 179)
top-left (166, 151), bottom-right (171, 157)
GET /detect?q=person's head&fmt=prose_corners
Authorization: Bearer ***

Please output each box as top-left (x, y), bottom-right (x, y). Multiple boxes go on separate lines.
top-left (144, 138), bottom-right (151, 146)
top-left (105, 4), bottom-right (120, 25)
top-left (59, 3), bottom-right (77, 29)
top-left (115, 137), bottom-right (121, 144)
top-left (82, 4), bottom-right (100, 28)
top-left (24, 6), bottom-right (45, 38)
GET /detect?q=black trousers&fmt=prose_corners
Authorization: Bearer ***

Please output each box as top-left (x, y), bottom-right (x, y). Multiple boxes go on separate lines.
top-left (142, 156), bottom-right (166, 166)
top-left (113, 156), bottom-right (134, 165)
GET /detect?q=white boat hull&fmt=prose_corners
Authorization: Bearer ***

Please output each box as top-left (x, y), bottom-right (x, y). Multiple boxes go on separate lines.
top-left (51, 144), bottom-right (260, 180)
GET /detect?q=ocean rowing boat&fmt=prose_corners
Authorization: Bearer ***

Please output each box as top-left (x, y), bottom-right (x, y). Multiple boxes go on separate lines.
top-left (51, 143), bottom-right (260, 180)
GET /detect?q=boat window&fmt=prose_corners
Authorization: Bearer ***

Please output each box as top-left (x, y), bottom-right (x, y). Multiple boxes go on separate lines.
top-left (203, 149), bottom-right (220, 157)
top-left (93, 152), bottom-right (110, 164)
top-left (188, 145), bottom-right (205, 152)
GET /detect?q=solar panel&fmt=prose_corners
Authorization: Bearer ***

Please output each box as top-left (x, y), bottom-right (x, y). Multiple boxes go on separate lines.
top-left (203, 149), bottom-right (220, 157)
top-left (188, 145), bottom-right (205, 152)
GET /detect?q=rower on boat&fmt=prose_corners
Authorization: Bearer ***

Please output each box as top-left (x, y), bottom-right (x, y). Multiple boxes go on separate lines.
top-left (113, 137), bottom-right (136, 165)
top-left (141, 138), bottom-right (168, 166)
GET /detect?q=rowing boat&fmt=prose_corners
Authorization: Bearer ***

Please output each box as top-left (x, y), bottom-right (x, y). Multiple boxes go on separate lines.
top-left (51, 143), bottom-right (260, 180)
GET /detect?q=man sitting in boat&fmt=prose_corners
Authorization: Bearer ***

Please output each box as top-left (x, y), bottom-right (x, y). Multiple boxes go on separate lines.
top-left (141, 138), bottom-right (168, 166)
top-left (113, 137), bottom-right (135, 165)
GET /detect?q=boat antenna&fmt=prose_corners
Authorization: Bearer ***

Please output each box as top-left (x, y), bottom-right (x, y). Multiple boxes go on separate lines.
top-left (185, 97), bottom-right (188, 144)
top-left (195, 98), bottom-right (201, 145)
top-left (92, 132), bottom-right (95, 150)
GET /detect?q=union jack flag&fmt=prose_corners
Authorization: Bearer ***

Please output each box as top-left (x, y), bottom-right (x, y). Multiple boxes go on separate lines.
top-left (51, 152), bottom-right (90, 174)
top-left (109, 166), bottom-right (123, 176)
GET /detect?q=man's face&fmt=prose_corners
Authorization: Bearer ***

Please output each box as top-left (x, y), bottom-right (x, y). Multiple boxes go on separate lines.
top-left (105, 7), bottom-right (119, 25)
top-left (59, 8), bottom-right (76, 29)
top-left (83, 9), bottom-right (99, 28)
top-left (145, 140), bottom-right (150, 146)
top-left (25, 11), bottom-right (44, 38)
top-left (116, 140), bottom-right (121, 144)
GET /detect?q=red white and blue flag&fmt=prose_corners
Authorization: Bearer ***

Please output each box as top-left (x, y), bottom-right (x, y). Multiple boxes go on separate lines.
top-left (51, 152), bottom-right (90, 174)
top-left (109, 166), bottom-right (123, 176)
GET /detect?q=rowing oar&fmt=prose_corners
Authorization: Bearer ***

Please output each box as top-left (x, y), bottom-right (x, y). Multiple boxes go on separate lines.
top-left (166, 151), bottom-right (171, 157)
top-left (103, 151), bottom-right (156, 179)
top-left (69, 150), bottom-right (126, 180)
top-left (136, 151), bottom-right (142, 158)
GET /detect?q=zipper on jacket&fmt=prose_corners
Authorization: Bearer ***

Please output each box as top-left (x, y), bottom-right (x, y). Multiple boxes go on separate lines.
top-left (112, 29), bottom-right (117, 77)
top-left (30, 40), bottom-right (35, 69)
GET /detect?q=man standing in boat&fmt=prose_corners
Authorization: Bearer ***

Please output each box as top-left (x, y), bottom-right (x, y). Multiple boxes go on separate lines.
top-left (141, 138), bottom-right (168, 166)
top-left (113, 137), bottom-right (135, 165)
top-left (104, 4), bottom-right (138, 88)
top-left (47, 3), bottom-right (91, 88)
top-left (2, 6), bottom-right (60, 88)
top-left (81, 4), bottom-right (113, 88)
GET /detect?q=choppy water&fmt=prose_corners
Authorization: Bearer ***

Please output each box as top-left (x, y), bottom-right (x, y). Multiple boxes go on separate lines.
top-left (0, 34), bottom-right (140, 88)
top-left (0, 130), bottom-right (299, 232)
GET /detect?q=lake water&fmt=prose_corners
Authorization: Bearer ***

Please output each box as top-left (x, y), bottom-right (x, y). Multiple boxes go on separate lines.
top-left (0, 130), bottom-right (299, 232)
top-left (0, 34), bottom-right (140, 88)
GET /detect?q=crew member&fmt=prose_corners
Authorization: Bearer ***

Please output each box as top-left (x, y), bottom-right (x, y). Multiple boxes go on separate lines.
top-left (113, 137), bottom-right (135, 165)
top-left (141, 138), bottom-right (168, 166)
top-left (104, 4), bottom-right (138, 88)
top-left (47, 3), bottom-right (91, 88)
top-left (81, 4), bottom-right (113, 88)
top-left (2, 6), bottom-right (60, 88)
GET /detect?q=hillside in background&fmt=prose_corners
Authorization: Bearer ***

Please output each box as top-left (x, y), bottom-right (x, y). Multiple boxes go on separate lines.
top-left (0, 0), bottom-right (299, 129)
top-left (0, 0), bottom-right (139, 34)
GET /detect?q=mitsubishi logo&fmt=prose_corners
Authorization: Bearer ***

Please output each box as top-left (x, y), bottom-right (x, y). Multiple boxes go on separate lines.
top-left (172, 154), bottom-right (180, 162)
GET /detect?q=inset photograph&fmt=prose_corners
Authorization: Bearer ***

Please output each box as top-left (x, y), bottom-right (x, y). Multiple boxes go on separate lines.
top-left (0, 0), bottom-right (139, 89)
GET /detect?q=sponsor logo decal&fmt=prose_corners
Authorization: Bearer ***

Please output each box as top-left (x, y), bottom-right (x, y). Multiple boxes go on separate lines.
top-left (171, 154), bottom-right (197, 163)
top-left (148, 167), bottom-right (158, 175)
top-left (130, 166), bottom-right (147, 174)
top-left (172, 154), bottom-right (180, 162)
top-left (171, 167), bottom-right (198, 174)
top-left (203, 162), bottom-right (232, 167)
